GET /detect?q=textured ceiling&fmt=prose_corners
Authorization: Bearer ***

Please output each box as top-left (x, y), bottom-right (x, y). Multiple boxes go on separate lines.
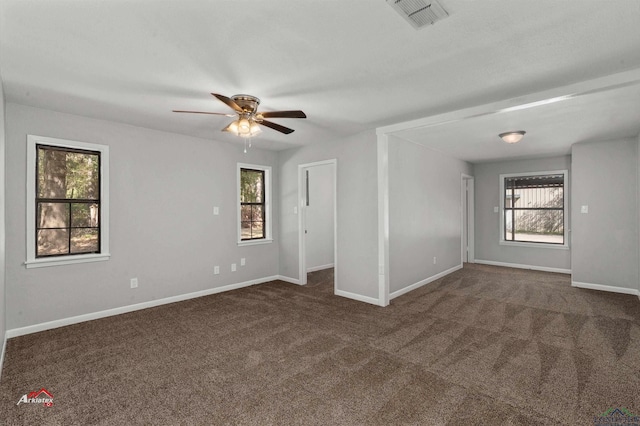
top-left (1, 0), bottom-right (640, 160)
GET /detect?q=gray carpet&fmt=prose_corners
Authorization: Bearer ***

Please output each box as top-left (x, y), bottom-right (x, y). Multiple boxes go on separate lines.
top-left (1, 264), bottom-right (639, 425)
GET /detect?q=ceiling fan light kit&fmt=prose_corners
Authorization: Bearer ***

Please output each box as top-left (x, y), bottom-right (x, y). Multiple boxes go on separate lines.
top-left (173, 93), bottom-right (306, 146)
top-left (499, 130), bottom-right (526, 144)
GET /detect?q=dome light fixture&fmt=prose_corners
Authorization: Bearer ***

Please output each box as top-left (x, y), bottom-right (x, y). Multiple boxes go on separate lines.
top-left (499, 131), bottom-right (526, 144)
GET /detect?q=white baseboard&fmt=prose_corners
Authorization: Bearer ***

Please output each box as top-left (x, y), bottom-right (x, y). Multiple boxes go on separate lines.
top-left (335, 289), bottom-right (380, 306)
top-left (277, 275), bottom-right (302, 285)
top-left (306, 263), bottom-right (334, 273)
top-left (6, 275), bottom-right (280, 339)
top-left (572, 281), bottom-right (640, 296)
top-left (390, 264), bottom-right (463, 300)
top-left (474, 259), bottom-right (571, 275)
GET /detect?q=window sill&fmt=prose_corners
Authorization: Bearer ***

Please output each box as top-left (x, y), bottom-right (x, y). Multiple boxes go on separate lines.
top-left (25, 253), bottom-right (111, 269)
top-left (499, 241), bottom-right (569, 250)
top-left (237, 239), bottom-right (273, 247)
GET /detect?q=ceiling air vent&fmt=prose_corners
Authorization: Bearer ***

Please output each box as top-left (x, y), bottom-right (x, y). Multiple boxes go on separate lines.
top-left (386, 0), bottom-right (449, 29)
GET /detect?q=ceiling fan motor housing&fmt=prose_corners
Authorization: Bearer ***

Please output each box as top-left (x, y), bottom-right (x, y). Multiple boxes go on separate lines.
top-left (232, 95), bottom-right (260, 114)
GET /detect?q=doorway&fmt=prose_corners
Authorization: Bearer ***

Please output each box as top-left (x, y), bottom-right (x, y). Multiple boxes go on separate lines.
top-left (462, 174), bottom-right (475, 264)
top-left (298, 160), bottom-right (337, 289)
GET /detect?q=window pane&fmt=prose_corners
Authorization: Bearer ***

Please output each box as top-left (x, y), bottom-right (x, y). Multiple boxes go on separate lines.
top-left (241, 221), bottom-right (252, 239)
top-left (37, 147), bottom-right (99, 200)
top-left (71, 228), bottom-right (99, 254)
top-left (505, 189), bottom-right (514, 208)
top-left (37, 202), bottom-right (70, 229)
top-left (37, 229), bottom-right (69, 256)
top-left (66, 152), bottom-right (99, 199)
top-left (512, 209), bottom-right (563, 244)
top-left (251, 222), bottom-right (264, 239)
top-left (251, 205), bottom-right (264, 222)
top-left (241, 205), bottom-right (252, 222)
top-left (71, 203), bottom-right (99, 227)
top-left (241, 169), bottom-right (263, 203)
top-left (504, 210), bottom-right (514, 240)
top-left (511, 187), bottom-right (563, 208)
top-left (38, 148), bottom-right (68, 198)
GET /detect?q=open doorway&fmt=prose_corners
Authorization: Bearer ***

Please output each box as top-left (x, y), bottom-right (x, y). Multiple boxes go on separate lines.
top-left (462, 174), bottom-right (475, 264)
top-left (298, 160), bottom-right (337, 290)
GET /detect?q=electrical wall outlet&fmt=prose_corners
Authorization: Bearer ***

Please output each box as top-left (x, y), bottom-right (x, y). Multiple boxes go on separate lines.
top-left (130, 278), bottom-right (138, 289)
top-left (213, 206), bottom-right (219, 215)
top-left (214, 266), bottom-right (220, 275)
top-left (241, 258), bottom-right (246, 266)
top-left (231, 263), bottom-right (237, 272)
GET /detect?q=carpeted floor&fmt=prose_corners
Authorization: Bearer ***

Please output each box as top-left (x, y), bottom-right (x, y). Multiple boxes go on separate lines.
top-left (1, 264), bottom-right (639, 425)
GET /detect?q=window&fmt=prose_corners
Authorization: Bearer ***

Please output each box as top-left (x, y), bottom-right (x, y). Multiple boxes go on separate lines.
top-left (500, 170), bottom-right (568, 248)
top-left (238, 163), bottom-right (272, 245)
top-left (26, 135), bottom-right (110, 268)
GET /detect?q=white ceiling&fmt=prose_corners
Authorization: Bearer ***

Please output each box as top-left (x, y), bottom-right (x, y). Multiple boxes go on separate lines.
top-left (1, 0), bottom-right (640, 161)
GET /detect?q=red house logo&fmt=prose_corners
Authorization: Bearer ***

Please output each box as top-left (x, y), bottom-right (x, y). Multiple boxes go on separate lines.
top-left (17, 388), bottom-right (54, 407)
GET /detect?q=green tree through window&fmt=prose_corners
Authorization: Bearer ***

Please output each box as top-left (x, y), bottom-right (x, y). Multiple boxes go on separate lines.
top-left (36, 144), bottom-right (101, 257)
top-left (240, 168), bottom-right (265, 240)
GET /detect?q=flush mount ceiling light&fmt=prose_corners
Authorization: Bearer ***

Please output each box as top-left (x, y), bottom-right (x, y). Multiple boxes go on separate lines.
top-left (499, 131), bottom-right (526, 144)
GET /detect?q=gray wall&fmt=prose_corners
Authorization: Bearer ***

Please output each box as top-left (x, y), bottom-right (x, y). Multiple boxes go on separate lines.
top-left (388, 136), bottom-right (472, 294)
top-left (0, 73), bottom-right (6, 353)
top-left (571, 138), bottom-right (638, 290)
top-left (474, 155), bottom-right (572, 271)
top-left (5, 103), bottom-right (280, 330)
top-left (305, 163), bottom-right (334, 271)
top-left (278, 130), bottom-right (379, 300)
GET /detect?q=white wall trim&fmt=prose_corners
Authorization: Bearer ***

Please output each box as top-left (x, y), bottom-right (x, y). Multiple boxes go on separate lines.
top-left (306, 263), bottom-right (334, 273)
top-left (0, 335), bottom-right (7, 382)
top-left (475, 259), bottom-right (571, 274)
top-left (389, 264), bottom-right (463, 300)
top-left (376, 133), bottom-right (390, 307)
top-left (571, 281), bottom-right (640, 296)
top-left (461, 174), bottom-right (475, 264)
top-left (335, 289), bottom-right (380, 306)
top-left (277, 275), bottom-right (302, 285)
top-left (6, 276), bottom-right (280, 339)
top-left (26, 135), bottom-right (110, 268)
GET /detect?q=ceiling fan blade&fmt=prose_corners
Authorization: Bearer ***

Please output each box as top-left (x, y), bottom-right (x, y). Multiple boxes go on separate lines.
top-left (211, 93), bottom-right (243, 113)
top-left (260, 119), bottom-right (295, 134)
top-left (258, 110), bottom-right (307, 119)
top-left (173, 110), bottom-right (235, 117)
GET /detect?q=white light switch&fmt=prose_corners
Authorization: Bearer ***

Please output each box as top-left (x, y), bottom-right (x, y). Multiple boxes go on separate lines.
top-left (581, 205), bottom-right (589, 214)
top-left (213, 206), bottom-right (219, 215)
top-left (493, 206), bottom-right (499, 213)
top-left (293, 206), bottom-right (298, 214)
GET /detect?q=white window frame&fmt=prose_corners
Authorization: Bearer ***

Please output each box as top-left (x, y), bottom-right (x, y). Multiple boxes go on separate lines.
top-left (237, 163), bottom-right (272, 246)
top-left (499, 170), bottom-right (569, 250)
top-left (25, 135), bottom-right (110, 268)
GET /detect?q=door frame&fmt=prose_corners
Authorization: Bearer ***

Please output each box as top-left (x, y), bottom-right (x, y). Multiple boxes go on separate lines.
top-left (461, 174), bottom-right (475, 264)
top-left (298, 159), bottom-right (338, 288)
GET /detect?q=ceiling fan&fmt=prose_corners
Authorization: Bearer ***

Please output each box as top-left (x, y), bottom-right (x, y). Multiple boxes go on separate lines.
top-left (173, 93), bottom-right (306, 137)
